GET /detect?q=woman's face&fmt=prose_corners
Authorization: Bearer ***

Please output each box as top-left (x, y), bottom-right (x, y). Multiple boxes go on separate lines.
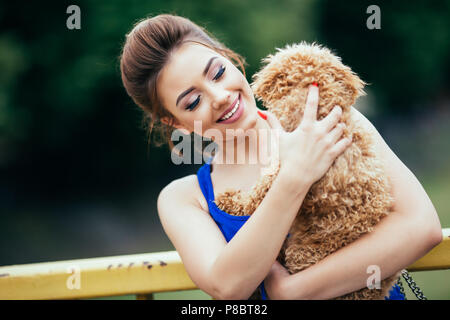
top-left (157, 42), bottom-right (260, 141)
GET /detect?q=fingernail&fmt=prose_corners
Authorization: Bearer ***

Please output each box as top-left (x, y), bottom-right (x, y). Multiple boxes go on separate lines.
top-left (257, 110), bottom-right (267, 120)
top-left (311, 82), bottom-right (319, 87)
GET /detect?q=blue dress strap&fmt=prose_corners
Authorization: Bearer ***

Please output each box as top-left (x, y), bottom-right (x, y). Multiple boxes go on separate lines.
top-left (196, 160), bottom-right (269, 299)
top-left (196, 158), bottom-right (215, 202)
top-left (197, 159), bottom-right (250, 242)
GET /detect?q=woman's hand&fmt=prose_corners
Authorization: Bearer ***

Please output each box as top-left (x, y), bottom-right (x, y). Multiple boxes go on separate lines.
top-left (261, 84), bottom-right (352, 187)
top-left (263, 261), bottom-right (291, 300)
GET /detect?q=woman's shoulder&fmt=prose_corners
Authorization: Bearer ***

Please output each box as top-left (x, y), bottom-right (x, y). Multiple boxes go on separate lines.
top-left (349, 106), bottom-right (387, 157)
top-left (158, 174), bottom-right (209, 214)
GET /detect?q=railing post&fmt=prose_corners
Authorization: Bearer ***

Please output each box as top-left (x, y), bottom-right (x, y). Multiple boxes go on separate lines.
top-left (136, 293), bottom-right (154, 300)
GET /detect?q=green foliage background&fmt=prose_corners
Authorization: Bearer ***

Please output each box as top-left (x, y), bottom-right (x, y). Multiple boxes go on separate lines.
top-left (0, 0), bottom-right (449, 299)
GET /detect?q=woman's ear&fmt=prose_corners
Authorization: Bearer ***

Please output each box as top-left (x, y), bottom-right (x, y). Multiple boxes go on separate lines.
top-left (160, 116), bottom-right (191, 135)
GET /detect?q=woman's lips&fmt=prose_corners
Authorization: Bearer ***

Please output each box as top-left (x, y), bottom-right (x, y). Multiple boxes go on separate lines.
top-left (216, 94), bottom-right (244, 124)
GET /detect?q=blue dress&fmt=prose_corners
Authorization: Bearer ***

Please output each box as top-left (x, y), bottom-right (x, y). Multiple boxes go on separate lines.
top-left (196, 159), bottom-right (405, 300)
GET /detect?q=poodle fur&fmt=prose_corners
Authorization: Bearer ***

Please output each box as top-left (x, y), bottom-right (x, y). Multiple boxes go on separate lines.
top-left (214, 42), bottom-right (401, 300)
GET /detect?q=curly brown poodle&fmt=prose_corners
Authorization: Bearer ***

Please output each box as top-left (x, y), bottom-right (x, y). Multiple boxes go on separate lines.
top-left (214, 42), bottom-right (401, 300)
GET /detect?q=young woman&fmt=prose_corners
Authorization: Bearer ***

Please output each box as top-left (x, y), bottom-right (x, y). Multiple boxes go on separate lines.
top-left (119, 14), bottom-right (442, 300)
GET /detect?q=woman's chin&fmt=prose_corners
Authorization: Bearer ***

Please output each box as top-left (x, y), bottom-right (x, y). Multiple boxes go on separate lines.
top-left (236, 110), bottom-right (259, 131)
top-left (247, 114), bottom-right (259, 130)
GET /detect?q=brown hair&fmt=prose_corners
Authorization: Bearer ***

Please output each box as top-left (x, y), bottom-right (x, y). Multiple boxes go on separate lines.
top-left (119, 14), bottom-right (246, 153)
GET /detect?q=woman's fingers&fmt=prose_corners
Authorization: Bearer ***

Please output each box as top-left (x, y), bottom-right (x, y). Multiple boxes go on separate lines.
top-left (327, 123), bottom-right (346, 145)
top-left (329, 135), bottom-right (352, 158)
top-left (258, 110), bottom-right (282, 169)
top-left (302, 84), bottom-right (319, 124)
top-left (320, 105), bottom-right (343, 133)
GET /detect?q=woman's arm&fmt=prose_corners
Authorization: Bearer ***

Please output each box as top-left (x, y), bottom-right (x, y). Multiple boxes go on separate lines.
top-left (265, 107), bottom-right (442, 300)
top-left (158, 171), bottom-right (311, 300)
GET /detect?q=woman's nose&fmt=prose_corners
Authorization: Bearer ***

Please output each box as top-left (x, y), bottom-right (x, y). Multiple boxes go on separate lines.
top-left (211, 91), bottom-right (231, 110)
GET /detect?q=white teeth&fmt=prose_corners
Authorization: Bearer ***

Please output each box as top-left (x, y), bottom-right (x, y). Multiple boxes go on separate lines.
top-left (220, 99), bottom-right (240, 121)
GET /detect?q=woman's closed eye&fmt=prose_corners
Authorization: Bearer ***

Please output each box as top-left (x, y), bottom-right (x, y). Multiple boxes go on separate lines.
top-left (212, 64), bottom-right (226, 81)
top-left (185, 64), bottom-right (226, 111)
top-left (186, 95), bottom-right (201, 111)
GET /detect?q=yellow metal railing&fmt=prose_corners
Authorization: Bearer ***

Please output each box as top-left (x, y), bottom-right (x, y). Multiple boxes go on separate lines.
top-left (0, 228), bottom-right (449, 300)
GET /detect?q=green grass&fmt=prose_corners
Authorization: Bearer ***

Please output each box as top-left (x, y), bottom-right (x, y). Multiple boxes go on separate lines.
top-left (403, 270), bottom-right (450, 300)
top-left (423, 174), bottom-right (450, 228)
top-left (154, 289), bottom-right (212, 300)
top-left (400, 165), bottom-right (450, 300)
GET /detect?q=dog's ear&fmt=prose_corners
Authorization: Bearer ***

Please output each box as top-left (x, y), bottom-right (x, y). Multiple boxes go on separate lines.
top-left (251, 42), bottom-right (366, 132)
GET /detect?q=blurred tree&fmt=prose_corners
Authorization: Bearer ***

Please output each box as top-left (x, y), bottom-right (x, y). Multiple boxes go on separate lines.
top-left (316, 0), bottom-right (450, 115)
top-left (2, 0), bottom-right (448, 205)
top-left (0, 0), bottom-right (316, 204)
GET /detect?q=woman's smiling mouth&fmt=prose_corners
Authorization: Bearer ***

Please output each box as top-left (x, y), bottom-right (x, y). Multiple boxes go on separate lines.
top-left (216, 93), bottom-right (244, 124)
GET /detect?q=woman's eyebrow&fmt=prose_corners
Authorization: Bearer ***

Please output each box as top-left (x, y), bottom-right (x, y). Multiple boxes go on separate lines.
top-left (175, 56), bottom-right (218, 106)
